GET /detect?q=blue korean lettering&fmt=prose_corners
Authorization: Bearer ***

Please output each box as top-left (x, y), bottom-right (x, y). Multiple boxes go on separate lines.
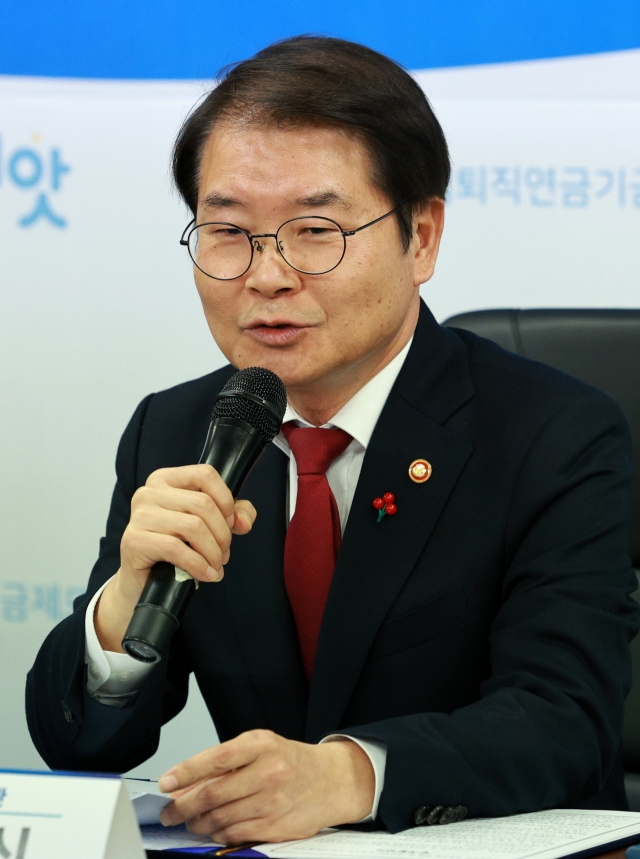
top-left (454, 167), bottom-right (487, 204)
top-left (0, 789), bottom-right (6, 808)
top-left (50, 148), bottom-right (71, 190)
top-left (8, 148), bottom-right (43, 188)
top-left (523, 168), bottom-right (556, 207)
top-left (491, 167), bottom-right (521, 204)
top-left (32, 585), bottom-right (64, 621)
top-left (1, 583), bottom-right (28, 622)
top-left (618, 169), bottom-right (627, 206)
top-left (594, 169), bottom-right (615, 200)
top-left (629, 169), bottom-right (640, 208)
top-left (560, 167), bottom-right (590, 207)
top-left (19, 192), bottom-right (67, 228)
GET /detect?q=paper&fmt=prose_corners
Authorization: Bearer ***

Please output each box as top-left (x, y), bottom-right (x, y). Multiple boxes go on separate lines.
top-left (139, 822), bottom-right (221, 850)
top-left (126, 779), bottom-right (224, 851)
top-left (126, 777), bottom-right (172, 825)
top-left (258, 809), bottom-right (640, 859)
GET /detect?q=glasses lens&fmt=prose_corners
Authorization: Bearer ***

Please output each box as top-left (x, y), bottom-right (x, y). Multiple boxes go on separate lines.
top-left (278, 217), bottom-right (345, 274)
top-left (188, 224), bottom-right (252, 280)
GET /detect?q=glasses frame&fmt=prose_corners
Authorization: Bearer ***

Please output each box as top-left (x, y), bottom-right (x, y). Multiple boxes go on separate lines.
top-left (179, 204), bottom-right (403, 280)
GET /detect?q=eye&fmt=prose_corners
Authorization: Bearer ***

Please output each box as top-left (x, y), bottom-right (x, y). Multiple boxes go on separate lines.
top-left (199, 225), bottom-right (246, 241)
top-left (305, 226), bottom-right (332, 235)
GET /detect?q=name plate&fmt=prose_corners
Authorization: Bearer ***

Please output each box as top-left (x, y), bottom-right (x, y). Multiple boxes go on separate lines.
top-left (0, 769), bottom-right (145, 859)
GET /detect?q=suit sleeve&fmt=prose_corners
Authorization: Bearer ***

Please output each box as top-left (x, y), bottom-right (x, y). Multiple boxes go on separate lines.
top-left (344, 391), bottom-right (639, 831)
top-left (25, 394), bottom-right (192, 773)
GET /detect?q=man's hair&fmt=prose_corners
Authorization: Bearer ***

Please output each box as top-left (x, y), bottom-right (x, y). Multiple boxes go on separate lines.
top-left (172, 35), bottom-right (450, 251)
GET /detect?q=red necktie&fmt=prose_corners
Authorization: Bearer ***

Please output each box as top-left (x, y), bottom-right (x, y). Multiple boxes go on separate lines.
top-left (282, 423), bottom-right (352, 681)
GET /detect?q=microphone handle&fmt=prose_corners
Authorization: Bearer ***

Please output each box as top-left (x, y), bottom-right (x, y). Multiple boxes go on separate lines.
top-left (121, 418), bottom-right (267, 663)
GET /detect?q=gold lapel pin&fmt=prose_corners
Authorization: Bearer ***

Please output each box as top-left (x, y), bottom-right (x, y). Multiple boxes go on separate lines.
top-left (409, 459), bottom-right (432, 483)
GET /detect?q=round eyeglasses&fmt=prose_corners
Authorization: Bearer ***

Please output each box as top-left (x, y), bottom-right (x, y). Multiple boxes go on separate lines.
top-left (179, 205), bottom-right (402, 280)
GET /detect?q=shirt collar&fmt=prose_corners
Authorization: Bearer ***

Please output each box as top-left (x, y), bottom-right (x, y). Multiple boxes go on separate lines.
top-left (273, 337), bottom-right (413, 453)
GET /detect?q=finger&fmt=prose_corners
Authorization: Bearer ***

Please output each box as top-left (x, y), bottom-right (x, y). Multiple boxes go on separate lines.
top-left (133, 505), bottom-right (230, 575)
top-left (232, 500), bottom-right (257, 535)
top-left (146, 465), bottom-right (236, 527)
top-left (168, 776), bottom-right (211, 801)
top-left (210, 820), bottom-right (264, 847)
top-left (123, 524), bottom-right (223, 583)
top-left (161, 763), bottom-right (263, 826)
top-left (135, 485), bottom-right (234, 554)
top-left (185, 787), bottom-right (277, 836)
top-left (159, 732), bottom-right (268, 794)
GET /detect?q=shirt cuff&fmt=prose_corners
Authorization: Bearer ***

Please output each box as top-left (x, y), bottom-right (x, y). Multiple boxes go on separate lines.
top-left (320, 734), bottom-right (387, 822)
top-left (84, 577), bottom-right (155, 705)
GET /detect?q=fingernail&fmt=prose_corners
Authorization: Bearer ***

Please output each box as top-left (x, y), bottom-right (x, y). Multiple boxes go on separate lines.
top-left (205, 566), bottom-right (220, 582)
top-left (159, 774), bottom-right (178, 793)
top-left (240, 512), bottom-right (253, 529)
top-left (222, 549), bottom-right (231, 564)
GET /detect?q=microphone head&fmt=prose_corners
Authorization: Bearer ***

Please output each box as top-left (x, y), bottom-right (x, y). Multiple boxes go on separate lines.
top-left (212, 367), bottom-right (287, 442)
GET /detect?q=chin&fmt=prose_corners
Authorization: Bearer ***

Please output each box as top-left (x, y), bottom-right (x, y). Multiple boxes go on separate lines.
top-left (230, 351), bottom-right (323, 391)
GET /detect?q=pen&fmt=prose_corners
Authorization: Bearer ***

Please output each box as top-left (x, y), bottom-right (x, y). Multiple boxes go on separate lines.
top-left (212, 842), bottom-right (262, 856)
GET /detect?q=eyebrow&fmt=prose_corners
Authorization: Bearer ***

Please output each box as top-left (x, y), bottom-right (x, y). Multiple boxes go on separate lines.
top-left (200, 192), bottom-right (243, 210)
top-left (199, 189), bottom-right (354, 212)
top-left (295, 191), bottom-right (353, 210)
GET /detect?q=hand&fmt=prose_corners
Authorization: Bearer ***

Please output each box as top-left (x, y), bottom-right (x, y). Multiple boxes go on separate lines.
top-left (157, 730), bottom-right (375, 844)
top-left (94, 464), bottom-right (257, 652)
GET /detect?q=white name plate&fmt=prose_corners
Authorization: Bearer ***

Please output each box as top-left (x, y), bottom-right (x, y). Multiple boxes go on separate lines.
top-left (0, 768), bottom-right (145, 859)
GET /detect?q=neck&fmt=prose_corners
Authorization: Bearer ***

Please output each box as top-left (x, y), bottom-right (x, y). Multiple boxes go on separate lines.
top-left (287, 305), bottom-right (418, 426)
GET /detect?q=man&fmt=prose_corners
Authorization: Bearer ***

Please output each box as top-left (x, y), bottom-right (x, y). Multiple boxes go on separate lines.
top-left (27, 36), bottom-right (638, 843)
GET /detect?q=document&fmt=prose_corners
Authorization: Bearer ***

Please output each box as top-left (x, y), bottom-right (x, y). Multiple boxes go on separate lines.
top-left (138, 823), bottom-right (221, 850)
top-left (126, 778), bottom-right (172, 826)
top-left (256, 809), bottom-right (640, 859)
top-left (125, 779), bottom-right (225, 851)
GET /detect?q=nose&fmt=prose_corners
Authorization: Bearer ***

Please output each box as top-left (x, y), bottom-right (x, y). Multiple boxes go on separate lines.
top-left (244, 234), bottom-right (300, 296)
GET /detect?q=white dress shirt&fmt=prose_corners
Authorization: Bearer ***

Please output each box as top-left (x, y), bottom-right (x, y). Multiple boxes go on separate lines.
top-left (84, 337), bottom-right (413, 818)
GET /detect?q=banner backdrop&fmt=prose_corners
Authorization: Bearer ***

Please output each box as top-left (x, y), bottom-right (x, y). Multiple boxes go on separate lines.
top-left (1, 48), bottom-right (639, 775)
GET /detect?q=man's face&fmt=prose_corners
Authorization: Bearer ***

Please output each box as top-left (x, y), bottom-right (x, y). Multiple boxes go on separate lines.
top-left (193, 121), bottom-right (438, 402)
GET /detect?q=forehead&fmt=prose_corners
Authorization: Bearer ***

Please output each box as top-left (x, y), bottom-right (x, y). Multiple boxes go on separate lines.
top-left (196, 121), bottom-right (381, 210)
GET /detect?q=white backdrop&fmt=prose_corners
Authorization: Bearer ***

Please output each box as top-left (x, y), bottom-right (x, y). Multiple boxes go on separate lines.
top-left (1, 49), bottom-right (639, 775)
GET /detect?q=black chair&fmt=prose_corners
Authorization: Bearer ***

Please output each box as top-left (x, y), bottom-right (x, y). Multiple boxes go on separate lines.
top-left (441, 309), bottom-right (640, 808)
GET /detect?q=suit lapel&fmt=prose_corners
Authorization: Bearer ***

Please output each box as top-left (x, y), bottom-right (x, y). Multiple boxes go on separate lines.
top-left (306, 303), bottom-right (475, 740)
top-left (221, 443), bottom-right (308, 740)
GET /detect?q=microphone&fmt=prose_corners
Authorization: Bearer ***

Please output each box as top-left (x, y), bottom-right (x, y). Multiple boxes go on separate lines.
top-left (121, 366), bottom-right (287, 664)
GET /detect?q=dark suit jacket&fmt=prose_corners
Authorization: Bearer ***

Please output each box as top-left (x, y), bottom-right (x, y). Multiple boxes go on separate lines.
top-left (26, 301), bottom-right (639, 832)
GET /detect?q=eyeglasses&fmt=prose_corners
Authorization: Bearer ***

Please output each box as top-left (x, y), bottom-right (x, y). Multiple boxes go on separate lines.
top-left (179, 205), bottom-right (402, 280)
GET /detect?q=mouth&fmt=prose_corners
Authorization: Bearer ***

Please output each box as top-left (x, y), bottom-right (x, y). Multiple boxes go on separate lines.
top-left (243, 319), bottom-right (313, 346)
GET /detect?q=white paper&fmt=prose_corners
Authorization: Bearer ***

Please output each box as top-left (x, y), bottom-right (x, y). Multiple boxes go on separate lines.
top-left (140, 822), bottom-right (222, 850)
top-left (126, 778), bottom-right (223, 849)
top-left (259, 809), bottom-right (640, 859)
top-left (126, 777), bottom-right (172, 825)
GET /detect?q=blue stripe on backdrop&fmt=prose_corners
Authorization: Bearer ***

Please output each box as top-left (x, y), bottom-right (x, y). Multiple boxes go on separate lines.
top-left (1, 0), bottom-right (640, 79)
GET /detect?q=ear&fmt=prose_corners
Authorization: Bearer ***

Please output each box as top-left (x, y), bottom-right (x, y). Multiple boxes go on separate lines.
top-left (410, 198), bottom-right (445, 287)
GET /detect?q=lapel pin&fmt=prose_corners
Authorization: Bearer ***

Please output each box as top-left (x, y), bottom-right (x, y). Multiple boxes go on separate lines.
top-left (409, 459), bottom-right (432, 483)
top-left (373, 492), bottom-right (398, 522)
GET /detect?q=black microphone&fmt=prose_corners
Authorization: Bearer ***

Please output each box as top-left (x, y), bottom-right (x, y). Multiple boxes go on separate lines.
top-left (121, 366), bottom-right (287, 664)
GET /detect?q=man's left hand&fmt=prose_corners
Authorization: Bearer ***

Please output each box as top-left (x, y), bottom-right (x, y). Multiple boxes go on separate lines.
top-left (158, 729), bottom-right (375, 844)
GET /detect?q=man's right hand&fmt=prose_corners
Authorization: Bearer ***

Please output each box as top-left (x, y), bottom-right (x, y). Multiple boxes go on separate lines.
top-left (94, 464), bottom-right (257, 653)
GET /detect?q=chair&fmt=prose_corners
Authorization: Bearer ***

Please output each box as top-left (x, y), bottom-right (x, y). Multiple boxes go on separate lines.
top-left (441, 309), bottom-right (640, 808)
